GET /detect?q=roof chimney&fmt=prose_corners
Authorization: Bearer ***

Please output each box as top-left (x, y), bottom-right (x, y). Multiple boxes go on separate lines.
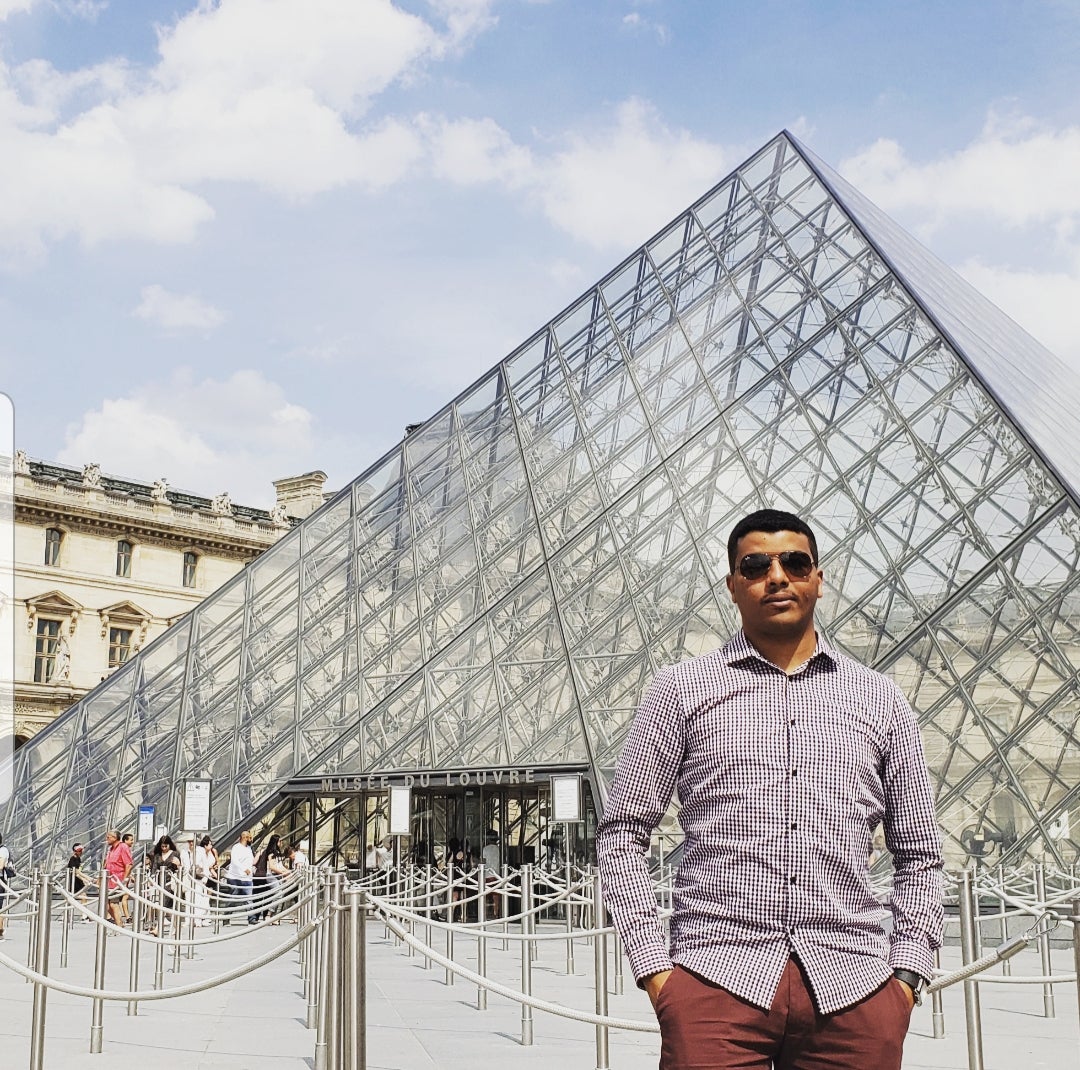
top-left (272, 470), bottom-right (329, 520)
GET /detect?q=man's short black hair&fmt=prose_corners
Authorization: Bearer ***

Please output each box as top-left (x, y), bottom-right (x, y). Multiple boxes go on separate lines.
top-left (727, 509), bottom-right (819, 574)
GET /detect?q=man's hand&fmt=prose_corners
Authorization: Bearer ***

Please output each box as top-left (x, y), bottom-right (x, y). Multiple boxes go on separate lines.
top-left (644, 969), bottom-right (674, 1012)
top-left (894, 977), bottom-right (916, 1010)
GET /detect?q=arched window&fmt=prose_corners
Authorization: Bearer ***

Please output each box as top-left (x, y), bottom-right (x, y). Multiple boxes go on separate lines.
top-left (44, 527), bottom-right (62, 566)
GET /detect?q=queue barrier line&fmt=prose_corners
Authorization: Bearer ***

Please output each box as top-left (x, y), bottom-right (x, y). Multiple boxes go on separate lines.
top-left (0, 906), bottom-right (324, 1002)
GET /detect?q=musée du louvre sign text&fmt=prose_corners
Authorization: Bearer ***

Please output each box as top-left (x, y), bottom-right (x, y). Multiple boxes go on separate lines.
top-left (319, 768), bottom-right (538, 793)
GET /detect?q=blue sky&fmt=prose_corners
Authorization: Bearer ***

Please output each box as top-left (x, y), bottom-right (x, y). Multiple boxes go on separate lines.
top-left (2, 0), bottom-right (1080, 506)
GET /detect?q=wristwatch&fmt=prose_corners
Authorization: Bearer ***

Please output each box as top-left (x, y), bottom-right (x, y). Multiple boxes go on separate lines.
top-left (893, 969), bottom-right (926, 1005)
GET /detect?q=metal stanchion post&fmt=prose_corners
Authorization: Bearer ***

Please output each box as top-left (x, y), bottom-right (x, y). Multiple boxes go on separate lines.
top-left (89, 874), bottom-right (109, 1053)
top-left (995, 864), bottom-right (1010, 976)
top-left (153, 877), bottom-right (166, 990)
top-left (59, 868), bottom-right (72, 970)
top-left (172, 879), bottom-right (183, 975)
top-left (445, 861), bottom-right (455, 987)
top-left (613, 930), bottom-right (624, 996)
top-left (1033, 862), bottom-right (1054, 1017)
top-left (592, 872), bottom-right (609, 1070)
top-left (423, 865), bottom-right (433, 970)
top-left (959, 868), bottom-right (984, 1070)
top-left (29, 870), bottom-right (52, 1070)
top-left (343, 886), bottom-right (365, 1070)
top-left (520, 863), bottom-right (534, 1046)
top-left (476, 866), bottom-right (488, 1011)
top-left (128, 866), bottom-right (144, 1015)
top-left (186, 871), bottom-right (197, 960)
top-left (314, 875), bottom-right (333, 1068)
top-left (565, 856), bottom-right (575, 975)
top-left (501, 864), bottom-right (510, 951)
top-left (1070, 899), bottom-right (1080, 1048)
top-left (26, 868), bottom-right (41, 983)
top-left (325, 873), bottom-right (345, 1070)
top-left (405, 865), bottom-right (415, 958)
top-left (931, 947), bottom-right (945, 1038)
top-left (307, 873), bottom-right (324, 1032)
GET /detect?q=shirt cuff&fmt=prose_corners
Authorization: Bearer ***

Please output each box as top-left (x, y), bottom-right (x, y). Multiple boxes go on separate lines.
top-left (888, 937), bottom-right (934, 983)
top-left (625, 939), bottom-right (675, 986)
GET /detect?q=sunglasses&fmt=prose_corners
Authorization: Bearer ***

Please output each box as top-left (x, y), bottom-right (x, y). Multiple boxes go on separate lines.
top-left (736, 550), bottom-right (816, 580)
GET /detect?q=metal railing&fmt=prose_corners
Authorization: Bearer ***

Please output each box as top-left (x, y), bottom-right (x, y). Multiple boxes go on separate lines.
top-left (2, 860), bottom-right (1079, 1070)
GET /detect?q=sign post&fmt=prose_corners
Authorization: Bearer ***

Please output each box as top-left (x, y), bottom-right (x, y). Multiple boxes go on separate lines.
top-left (181, 778), bottom-right (212, 833)
top-left (137, 805), bottom-right (155, 843)
top-left (389, 785), bottom-right (411, 869)
top-left (551, 773), bottom-right (582, 866)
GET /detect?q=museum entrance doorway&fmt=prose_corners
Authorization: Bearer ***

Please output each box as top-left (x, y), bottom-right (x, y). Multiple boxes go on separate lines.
top-left (264, 764), bottom-right (597, 875)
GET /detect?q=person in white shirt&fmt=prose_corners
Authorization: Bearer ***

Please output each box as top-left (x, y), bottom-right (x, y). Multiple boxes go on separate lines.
top-left (0, 835), bottom-right (11, 941)
top-left (225, 831), bottom-right (256, 924)
top-left (292, 839), bottom-right (309, 869)
top-left (481, 831), bottom-right (501, 918)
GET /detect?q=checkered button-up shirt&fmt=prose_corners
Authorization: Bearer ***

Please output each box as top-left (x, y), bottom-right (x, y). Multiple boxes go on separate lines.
top-left (596, 631), bottom-right (943, 1014)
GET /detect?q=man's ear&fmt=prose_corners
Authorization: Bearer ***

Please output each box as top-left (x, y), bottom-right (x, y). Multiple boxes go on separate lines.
top-left (725, 573), bottom-right (736, 601)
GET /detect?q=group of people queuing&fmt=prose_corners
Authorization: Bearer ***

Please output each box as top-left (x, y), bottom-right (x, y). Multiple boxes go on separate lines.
top-left (223, 830), bottom-right (309, 925)
top-left (58, 828), bottom-right (309, 933)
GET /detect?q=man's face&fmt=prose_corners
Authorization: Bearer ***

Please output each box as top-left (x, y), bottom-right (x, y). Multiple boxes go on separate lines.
top-left (106, 832), bottom-right (118, 846)
top-left (725, 530), bottom-right (823, 642)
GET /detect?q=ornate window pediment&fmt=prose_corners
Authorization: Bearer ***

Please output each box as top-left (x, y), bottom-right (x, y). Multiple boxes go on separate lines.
top-left (25, 589), bottom-right (83, 634)
top-left (99, 600), bottom-right (152, 646)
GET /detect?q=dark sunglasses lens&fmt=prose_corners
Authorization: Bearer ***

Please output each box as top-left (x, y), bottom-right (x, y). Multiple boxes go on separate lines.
top-left (738, 551), bottom-right (815, 579)
top-left (738, 554), bottom-right (772, 579)
top-left (780, 551), bottom-right (814, 577)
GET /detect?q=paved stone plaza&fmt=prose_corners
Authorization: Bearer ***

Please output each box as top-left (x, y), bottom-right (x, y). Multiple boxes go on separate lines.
top-left (0, 913), bottom-right (1077, 1069)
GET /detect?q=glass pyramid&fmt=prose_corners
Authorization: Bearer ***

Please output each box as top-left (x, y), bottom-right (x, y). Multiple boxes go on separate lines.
top-left (5, 131), bottom-right (1080, 870)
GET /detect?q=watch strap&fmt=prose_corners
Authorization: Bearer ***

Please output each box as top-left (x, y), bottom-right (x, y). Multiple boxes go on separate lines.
top-left (893, 969), bottom-right (925, 1004)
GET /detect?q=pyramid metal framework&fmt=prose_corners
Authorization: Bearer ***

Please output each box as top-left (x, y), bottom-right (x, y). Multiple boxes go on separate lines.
top-left (6, 132), bottom-right (1080, 870)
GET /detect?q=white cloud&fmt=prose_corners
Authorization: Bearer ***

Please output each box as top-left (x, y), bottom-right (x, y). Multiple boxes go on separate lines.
top-left (621, 12), bottom-right (670, 44)
top-left (955, 258), bottom-right (1080, 368)
top-left (424, 114), bottom-right (534, 185)
top-left (840, 123), bottom-right (1080, 238)
top-left (839, 117), bottom-right (1080, 368)
top-left (532, 98), bottom-right (728, 250)
top-left (132, 284), bottom-right (226, 331)
top-left (0, 0), bottom-right (491, 258)
top-left (58, 369), bottom-right (317, 505)
top-left (0, 0), bottom-right (36, 19)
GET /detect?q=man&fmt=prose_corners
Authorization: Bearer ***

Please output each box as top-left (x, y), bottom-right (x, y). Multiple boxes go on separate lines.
top-left (104, 829), bottom-right (133, 928)
top-left (225, 830), bottom-right (255, 924)
top-left (596, 509), bottom-right (943, 1070)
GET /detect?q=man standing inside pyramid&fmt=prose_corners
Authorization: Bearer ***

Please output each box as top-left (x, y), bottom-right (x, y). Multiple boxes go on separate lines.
top-left (596, 508), bottom-right (942, 1069)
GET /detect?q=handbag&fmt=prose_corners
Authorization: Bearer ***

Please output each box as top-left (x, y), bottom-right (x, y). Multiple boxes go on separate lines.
top-left (194, 864), bottom-right (206, 880)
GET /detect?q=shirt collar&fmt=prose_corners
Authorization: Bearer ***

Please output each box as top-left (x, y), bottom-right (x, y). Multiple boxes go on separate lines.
top-left (722, 629), bottom-right (839, 673)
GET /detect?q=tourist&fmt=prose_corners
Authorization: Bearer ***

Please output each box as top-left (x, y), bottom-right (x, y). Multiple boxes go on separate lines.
top-left (225, 830), bottom-right (255, 924)
top-left (597, 509), bottom-right (943, 1070)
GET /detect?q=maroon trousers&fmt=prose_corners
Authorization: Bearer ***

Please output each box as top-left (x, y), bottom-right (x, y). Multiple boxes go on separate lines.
top-left (655, 959), bottom-right (912, 1070)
